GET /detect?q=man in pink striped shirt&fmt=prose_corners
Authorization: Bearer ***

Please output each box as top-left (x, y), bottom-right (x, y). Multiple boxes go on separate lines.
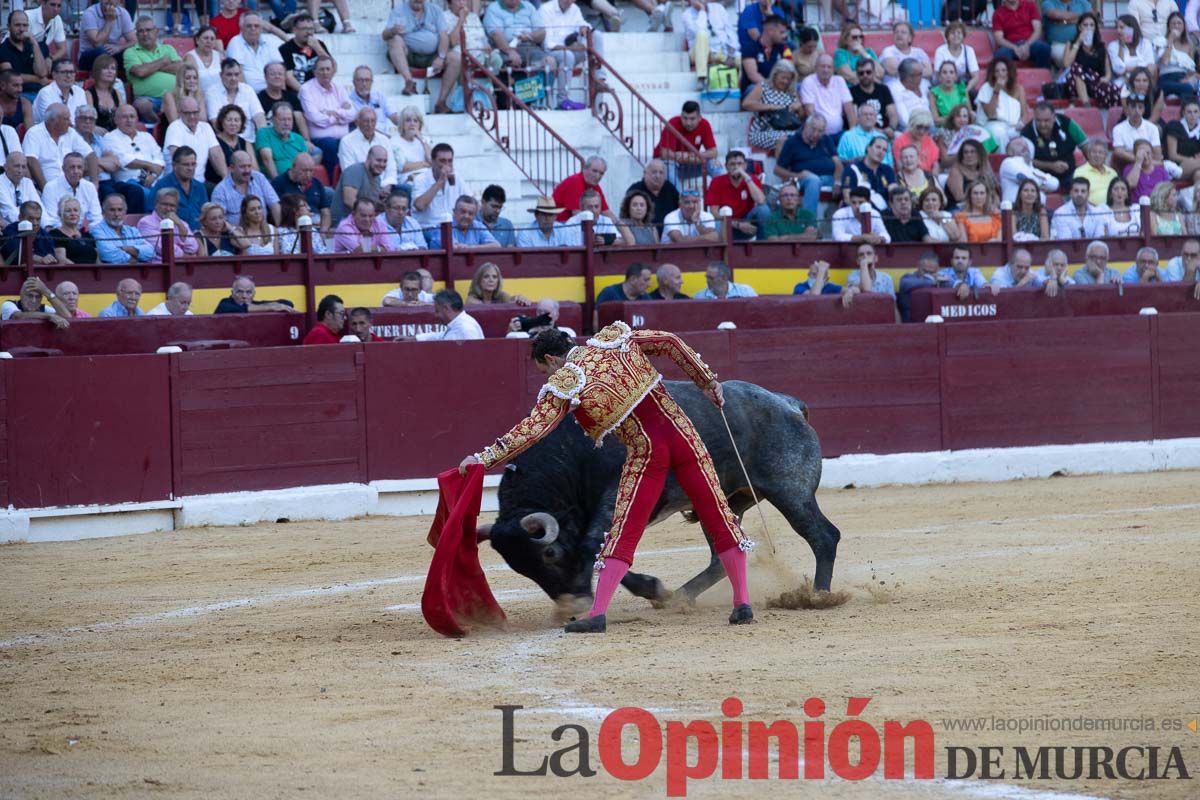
top-left (333, 197), bottom-right (399, 253)
top-left (299, 55), bottom-right (355, 179)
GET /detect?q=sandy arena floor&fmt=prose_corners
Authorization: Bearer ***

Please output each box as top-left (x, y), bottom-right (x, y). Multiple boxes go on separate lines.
top-left (1, 471), bottom-right (1198, 800)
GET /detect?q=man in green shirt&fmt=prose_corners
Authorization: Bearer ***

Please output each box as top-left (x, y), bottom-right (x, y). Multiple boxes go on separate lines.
top-left (123, 16), bottom-right (180, 124)
top-left (255, 103), bottom-right (312, 178)
top-left (763, 183), bottom-right (819, 240)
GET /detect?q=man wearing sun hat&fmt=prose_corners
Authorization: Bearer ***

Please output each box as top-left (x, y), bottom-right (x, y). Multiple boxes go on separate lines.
top-left (516, 196), bottom-right (576, 247)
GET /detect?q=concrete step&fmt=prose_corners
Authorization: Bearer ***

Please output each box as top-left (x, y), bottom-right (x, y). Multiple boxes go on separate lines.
top-left (602, 31), bottom-right (685, 50)
top-left (604, 49), bottom-right (690, 74)
top-left (618, 71), bottom-right (700, 95)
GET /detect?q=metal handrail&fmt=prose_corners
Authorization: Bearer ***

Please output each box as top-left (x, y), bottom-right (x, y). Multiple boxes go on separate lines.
top-left (582, 29), bottom-right (710, 194)
top-left (458, 29), bottom-right (586, 197)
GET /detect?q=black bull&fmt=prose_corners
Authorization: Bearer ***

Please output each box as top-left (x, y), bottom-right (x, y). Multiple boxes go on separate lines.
top-left (477, 380), bottom-right (841, 609)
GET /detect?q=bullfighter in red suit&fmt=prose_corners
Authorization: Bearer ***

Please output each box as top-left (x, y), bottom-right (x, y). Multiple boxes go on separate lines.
top-left (459, 322), bottom-right (754, 633)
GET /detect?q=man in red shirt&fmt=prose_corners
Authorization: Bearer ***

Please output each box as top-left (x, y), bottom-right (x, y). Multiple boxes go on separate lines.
top-left (302, 294), bottom-right (347, 344)
top-left (992, 0), bottom-right (1051, 68)
top-left (551, 156), bottom-right (608, 222)
top-left (703, 150), bottom-right (769, 240)
top-left (654, 100), bottom-right (721, 186)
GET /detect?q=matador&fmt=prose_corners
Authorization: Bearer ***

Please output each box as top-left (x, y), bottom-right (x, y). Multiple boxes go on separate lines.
top-left (459, 322), bottom-right (754, 633)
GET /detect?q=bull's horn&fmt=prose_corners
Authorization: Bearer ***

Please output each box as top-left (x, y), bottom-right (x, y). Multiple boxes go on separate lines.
top-left (476, 524), bottom-right (493, 542)
top-left (520, 512), bottom-right (559, 545)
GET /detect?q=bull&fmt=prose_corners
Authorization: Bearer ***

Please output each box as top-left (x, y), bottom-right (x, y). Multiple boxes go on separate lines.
top-left (477, 380), bottom-right (840, 611)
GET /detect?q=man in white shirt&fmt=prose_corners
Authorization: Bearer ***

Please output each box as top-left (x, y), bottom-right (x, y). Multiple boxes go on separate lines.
top-left (1050, 176), bottom-right (1106, 240)
top-left (892, 58), bottom-right (930, 131)
top-left (383, 270), bottom-right (435, 305)
top-left (799, 54), bottom-right (855, 136)
top-left (147, 282), bottom-right (194, 315)
top-left (411, 143), bottom-right (462, 228)
top-left (0, 151), bottom-right (45, 225)
top-left (21, 103), bottom-right (92, 189)
top-left (32, 58), bottom-right (87, 124)
top-left (204, 58), bottom-right (267, 143)
top-left (990, 247), bottom-right (1045, 288)
top-left (565, 188), bottom-right (619, 246)
top-left (40, 151), bottom-right (102, 228)
top-left (694, 260), bottom-right (758, 299)
top-left (102, 103), bottom-right (165, 212)
top-left (1112, 94), bottom-right (1165, 171)
top-left (414, 289), bottom-right (485, 341)
top-left (163, 96), bottom-right (219, 178)
top-left (338, 107), bottom-right (396, 187)
top-left (842, 242), bottom-right (897, 304)
top-left (225, 14), bottom-right (283, 92)
top-left (537, 0), bottom-right (593, 110)
top-left (831, 185), bottom-right (890, 243)
top-left (998, 136), bottom-right (1059, 204)
top-left (661, 188), bottom-right (720, 242)
top-left (28, 0), bottom-right (68, 62)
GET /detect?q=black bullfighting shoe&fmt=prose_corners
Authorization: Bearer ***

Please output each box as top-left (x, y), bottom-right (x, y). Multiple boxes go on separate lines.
top-left (564, 614), bottom-right (607, 633)
top-left (729, 604), bottom-right (755, 625)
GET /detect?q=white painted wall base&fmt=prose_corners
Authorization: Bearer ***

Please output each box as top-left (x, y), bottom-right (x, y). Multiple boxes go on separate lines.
top-left (4, 438), bottom-right (1199, 544)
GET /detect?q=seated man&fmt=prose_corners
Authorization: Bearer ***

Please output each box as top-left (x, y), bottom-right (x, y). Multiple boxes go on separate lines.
top-left (78, 0), bottom-right (136, 72)
top-left (414, 289), bottom-right (484, 341)
top-left (841, 243), bottom-right (895, 308)
top-left (429, 195), bottom-right (500, 248)
top-left (91, 193), bottom-right (155, 264)
top-left (123, 16), bottom-right (181, 123)
top-left (0, 10), bottom-right (50, 96)
top-left (347, 307), bottom-right (386, 342)
top-left (840, 133), bottom-right (894, 211)
top-left (53, 281), bottom-right (89, 318)
top-left (21, 103), bottom-right (92, 189)
top-left (28, 0), bottom-right (69, 63)
top-left (280, 14), bottom-right (330, 93)
top-left (740, 15), bottom-right (788, 91)
top-left (990, 247), bottom-right (1044, 288)
top-left (152, 146), bottom-right (209, 231)
top-left (799, 54), bottom-right (855, 137)
top-left (32, 58), bottom-right (86, 124)
top-left (212, 151), bottom-right (282, 226)
top-left (1049, 177), bottom-right (1105, 240)
top-left (147, 282), bottom-right (194, 315)
top-left (271, 153), bottom-right (331, 233)
top-left (1112, 94), bottom-right (1171, 174)
top-left (1, 276), bottom-right (69, 326)
top-left (1075, 138), bottom-right (1119, 207)
top-left (225, 13), bottom-right (282, 93)
top-left (0, 152), bottom-right (43, 226)
top-left (649, 263), bottom-right (688, 300)
top-left (625, 158), bottom-right (679, 227)
top-left (991, 0), bottom-right (1051, 68)
top-left (383, 0), bottom-right (462, 115)
top-left (596, 263), bottom-right (653, 304)
top-left (256, 103), bottom-right (313, 179)
top-left (704, 149), bottom-right (769, 241)
top-left (507, 297), bottom-right (577, 337)
top-left (832, 186), bottom-right (890, 243)
top-left (661, 188), bottom-right (719, 243)
top-left (536, 0), bottom-right (596, 111)
top-left (516, 196), bottom-right (574, 247)
top-left (101, 104), bottom-right (165, 212)
top-left (478, 184), bottom-right (516, 247)
top-left (1019, 102), bottom-right (1080, 189)
top-left (302, 294), bottom-right (348, 344)
top-left (330, 145), bottom-right (389, 225)
top-left (483, 0), bottom-right (551, 97)
top-left (1072, 240), bottom-right (1123, 285)
top-left (97, 277), bottom-right (146, 317)
top-left (0, 201), bottom-right (56, 264)
top-left (333, 196), bottom-right (398, 253)
top-left (891, 58), bottom-right (930, 131)
top-left (774, 115), bottom-right (841, 217)
top-left (655, 101), bottom-right (722, 187)
top-left (215, 276), bottom-right (295, 313)
top-left (793, 260), bottom-right (841, 295)
top-left (695, 260), bottom-right (757, 299)
top-left (1163, 239), bottom-right (1200, 283)
top-left (998, 136), bottom-right (1058, 205)
top-left (1123, 246), bottom-right (1162, 283)
top-left (258, 62), bottom-right (309, 141)
top-left (348, 64), bottom-right (401, 130)
top-left (378, 191), bottom-right (427, 251)
top-left (837, 104), bottom-right (894, 166)
top-left (565, 189), bottom-right (621, 247)
top-left (882, 186), bottom-right (929, 243)
top-left (939, 246), bottom-right (989, 299)
top-left (897, 252), bottom-right (951, 321)
top-left (42, 152), bottom-right (102, 228)
top-left (137, 187), bottom-right (200, 259)
top-left (383, 270), bottom-right (435, 306)
top-left (849, 59), bottom-right (898, 136)
top-left (763, 182), bottom-right (818, 240)
top-left (338, 108), bottom-right (395, 188)
top-left (552, 156), bottom-right (608, 222)
top-left (163, 97), bottom-right (219, 180)
top-left (298, 56), bottom-right (354, 178)
top-left (205, 59), bottom-right (268, 144)
top-left (410, 143), bottom-right (459, 229)
top-left (1038, 248), bottom-right (1075, 297)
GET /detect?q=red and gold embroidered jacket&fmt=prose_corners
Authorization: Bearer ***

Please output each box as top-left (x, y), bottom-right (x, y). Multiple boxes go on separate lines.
top-left (475, 322), bottom-right (716, 469)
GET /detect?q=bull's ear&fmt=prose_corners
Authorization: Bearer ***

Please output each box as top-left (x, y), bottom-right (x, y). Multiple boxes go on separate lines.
top-left (476, 524), bottom-right (493, 542)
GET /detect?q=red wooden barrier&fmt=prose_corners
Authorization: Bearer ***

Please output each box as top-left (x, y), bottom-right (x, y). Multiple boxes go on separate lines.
top-left (1155, 314), bottom-right (1200, 440)
top-left (367, 302), bottom-right (584, 340)
top-left (597, 294), bottom-right (898, 332)
top-left (909, 284), bottom-right (1200, 323)
top-left (0, 314), bottom-right (305, 356)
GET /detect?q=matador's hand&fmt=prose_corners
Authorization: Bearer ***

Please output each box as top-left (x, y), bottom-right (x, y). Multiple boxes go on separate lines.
top-left (459, 454), bottom-right (482, 475)
top-left (706, 380), bottom-right (724, 409)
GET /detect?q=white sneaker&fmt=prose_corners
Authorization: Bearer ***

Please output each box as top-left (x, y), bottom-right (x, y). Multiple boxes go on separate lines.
top-left (648, 5), bottom-right (664, 31)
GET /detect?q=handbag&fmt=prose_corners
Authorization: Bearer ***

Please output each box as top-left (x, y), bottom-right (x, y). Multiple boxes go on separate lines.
top-left (764, 109), bottom-right (803, 130)
top-left (707, 63), bottom-right (739, 90)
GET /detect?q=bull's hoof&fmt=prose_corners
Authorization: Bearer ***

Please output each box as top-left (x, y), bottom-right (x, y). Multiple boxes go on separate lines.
top-left (647, 581), bottom-right (674, 609)
top-left (564, 614), bottom-right (606, 633)
top-left (729, 604), bottom-right (755, 625)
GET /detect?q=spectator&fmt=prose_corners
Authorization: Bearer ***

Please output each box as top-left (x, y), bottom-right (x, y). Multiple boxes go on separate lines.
top-left (655, 101), bottom-right (722, 187)
top-left (508, 296), bottom-right (577, 337)
top-left (838, 104), bottom-right (894, 166)
top-left (832, 185), bottom-right (889, 243)
top-left (1021, 103), bottom-right (1079, 187)
top-left (741, 15), bottom-right (789, 91)
top-left (1163, 239), bottom-right (1200, 290)
top-left (774, 115), bottom-right (841, 217)
top-left (210, 0), bottom-right (247, 47)
top-left (331, 145), bottom-right (388, 225)
top-left (207, 103), bottom-right (257, 185)
top-left (935, 22), bottom-right (981, 91)
top-left (0, 70), bottom-right (32, 131)
top-left (1063, 12), bottom-right (1120, 109)
top-left (738, 0), bottom-right (783, 54)
top-left (892, 58), bottom-right (931, 131)
top-left (96, 103), bottom-right (162, 213)
top-left (800, 53), bottom-right (855, 137)
top-left (879, 22), bottom-right (931, 90)
top-left (1158, 12), bottom-right (1197, 100)
top-left (0, 151), bottom-right (42, 226)
top-left (938, 245), bottom-right (989, 297)
top-left (206, 59), bottom-right (267, 146)
top-left (552, 156), bottom-right (608, 222)
top-left (792, 25), bottom-right (821, 80)
top-left (538, 0), bottom-right (600, 112)
top-left (704, 150), bottom-right (768, 241)
top-left (884, 185), bottom-right (929, 242)
top-left (257, 103), bottom-right (312, 179)
top-left (22, 103), bottom-right (92, 190)
top-left (992, 0), bottom-right (1051, 68)
top-left (194, 202), bottom-right (237, 256)
top-left (998, 137), bottom-right (1059, 206)
top-left (1149, 180), bottom-right (1184, 235)
top-left (1129, 0), bottom-right (1175, 48)
top-left (1123, 246), bottom-right (1162, 283)
top-left (483, 0), bottom-right (549, 84)
top-left (850, 60), bottom-right (899, 136)
top-left (596, 263), bottom-right (653, 303)
top-left (333, 196), bottom-right (396, 253)
top-left (1113, 94), bottom-right (1166, 173)
top-left (1072, 240), bottom-right (1124, 284)
top-left (929, 62), bottom-right (971, 128)
top-left (1165, 98), bottom-right (1200, 181)
top-left (896, 143), bottom-right (936, 199)
top-left (413, 289), bottom-right (484, 341)
top-left (1011, 177), bottom-right (1051, 240)
top-left (98, 278), bottom-right (146, 317)
top-left (566, 188), bottom-right (629, 246)
top-left (833, 23), bottom-right (877, 84)
top-left (54, 280), bottom-right (89, 318)
top-left (277, 194), bottom-right (329, 254)
top-left (213, 150), bottom-right (281, 225)
top-left (618, 189), bottom-right (659, 245)
top-left (92, 193), bottom-right (155, 263)
top-left (1, 276), bottom-right (69, 325)
top-left (186, 26), bottom-right (224, 96)
top-left (82, 54), bottom-right (125, 132)
top-left (764, 182), bottom-right (818, 240)
top-left (516, 196), bottom-right (574, 247)
top-left (163, 97), bottom-right (219, 181)
top-left (478, 184), bottom-right (515, 247)
top-left (976, 58), bottom-right (1029, 149)
top-left (430, 195), bottom-right (501, 249)
top-left (649, 263), bottom-right (688, 300)
top-left (696, 260), bottom-right (756, 299)
top-left (347, 65), bottom-right (399, 130)
top-left (1042, 0), bottom-right (1092, 65)
top-left (625, 159), bottom-right (679, 228)
top-left (793, 260), bottom-right (841, 295)
top-left (897, 252), bottom-right (951, 321)
top-left (226, 14), bottom-right (282, 92)
top-left (744, 60), bottom-right (803, 157)
top-left (148, 282), bottom-right (194, 315)
top-left (339, 107), bottom-right (395, 187)
top-left (383, 0), bottom-right (461, 115)
top-left (892, 108), bottom-right (940, 172)
top-left (150, 148), bottom-right (207, 233)
top-left (302, 294), bottom-right (347, 344)
top-left (953, 179), bottom-right (1002, 242)
top-left (258, 61), bottom-right (308, 140)
top-left (124, 16), bottom-right (182, 124)
top-left (1108, 16), bottom-right (1156, 89)
top-left (28, 0), bottom-right (68, 63)
top-left (299, 55), bottom-right (353, 178)
top-left (0, 10), bottom-right (50, 95)
top-left (661, 188), bottom-right (719, 243)
top-left (842, 242), bottom-right (894, 308)
top-left (382, 270), bottom-right (434, 306)
top-left (411, 142), bottom-right (458, 228)
top-left (1100, 176), bottom-right (1141, 237)
top-left (1075, 138), bottom-right (1120, 206)
top-left (1050, 176), bottom-right (1106, 239)
top-left (1124, 139), bottom-right (1172, 202)
top-left (32, 58), bottom-right (85, 124)
top-left (682, 0), bottom-right (738, 71)
top-left (991, 248), bottom-right (1044, 288)
top-left (919, 186), bottom-right (961, 242)
top-left (48, 197), bottom-right (98, 264)
top-left (73, 105), bottom-right (117, 185)
top-left (841, 134), bottom-right (895, 211)
top-left (392, 105), bottom-right (433, 193)
top-left (1, 200), bottom-right (55, 264)
top-left (1038, 248), bottom-right (1075, 297)
top-left (467, 262), bottom-right (530, 305)
top-left (215, 275), bottom-right (294, 313)
top-left (378, 191), bottom-right (426, 251)
top-left (138, 187), bottom-right (200, 259)
top-left (945, 139), bottom-right (1000, 209)
top-left (348, 307), bottom-right (385, 342)
top-left (271, 152), bottom-right (331, 233)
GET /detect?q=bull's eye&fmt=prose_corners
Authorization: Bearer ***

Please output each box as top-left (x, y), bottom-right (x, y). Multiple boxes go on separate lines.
top-left (542, 544), bottom-right (563, 564)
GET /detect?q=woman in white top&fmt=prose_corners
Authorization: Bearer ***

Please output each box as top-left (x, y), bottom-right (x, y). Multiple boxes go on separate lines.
top-left (277, 195), bottom-right (330, 255)
top-left (186, 26), bottom-right (224, 96)
top-left (391, 105), bottom-right (433, 193)
top-left (880, 21), bottom-right (931, 90)
top-left (232, 196), bottom-right (279, 256)
top-left (1108, 15), bottom-right (1158, 87)
top-left (1157, 11), bottom-right (1200, 98)
top-left (918, 186), bottom-right (960, 242)
top-left (1100, 178), bottom-right (1142, 237)
top-left (934, 21), bottom-right (981, 92)
top-left (975, 57), bottom-right (1028, 150)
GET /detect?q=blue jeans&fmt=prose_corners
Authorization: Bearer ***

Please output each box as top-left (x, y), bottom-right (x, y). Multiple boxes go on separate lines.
top-left (666, 158), bottom-right (724, 188)
top-left (269, 0), bottom-right (298, 19)
top-left (100, 179), bottom-right (152, 214)
top-left (993, 41), bottom-right (1051, 69)
top-left (796, 173), bottom-right (833, 217)
top-left (730, 203), bottom-right (772, 241)
top-left (311, 137), bottom-right (341, 180)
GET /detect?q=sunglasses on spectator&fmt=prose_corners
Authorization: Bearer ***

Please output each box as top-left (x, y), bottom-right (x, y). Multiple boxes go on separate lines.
top-left (681, 189), bottom-right (701, 197)
top-left (850, 34), bottom-right (863, 40)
